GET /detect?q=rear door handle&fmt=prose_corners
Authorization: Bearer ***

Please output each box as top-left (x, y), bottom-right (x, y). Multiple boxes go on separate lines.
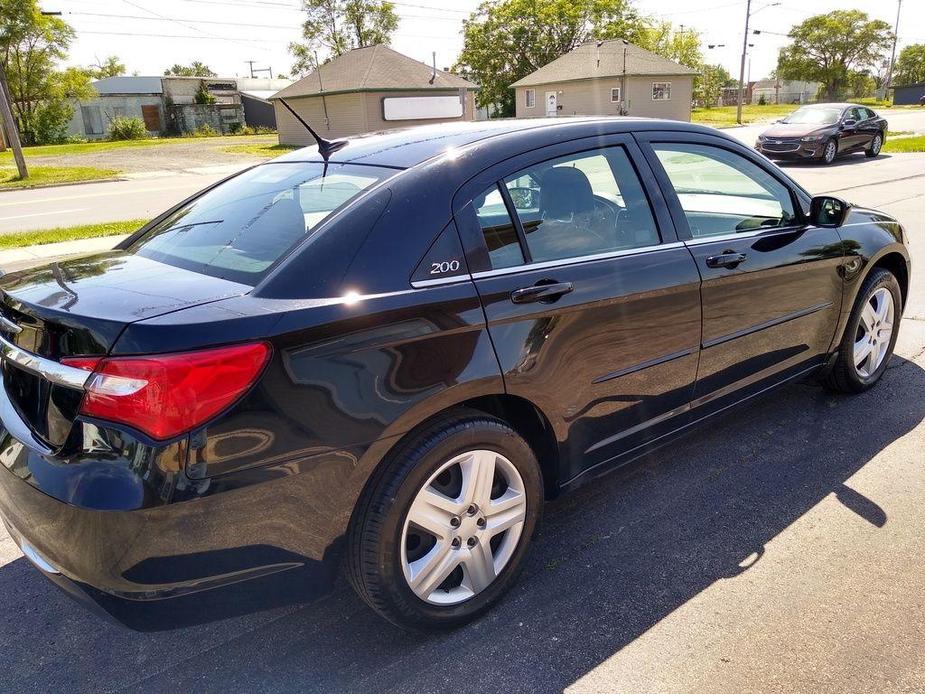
top-left (510, 281), bottom-right (573, 304)
top-left (706, 252), bottom-right (747, 269)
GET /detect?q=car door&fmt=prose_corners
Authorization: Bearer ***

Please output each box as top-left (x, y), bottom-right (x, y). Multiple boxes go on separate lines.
top-left (840, 107), bottom-right (865, 150)
top-left (637, 133), bottom-right (844, 415)
top-left (857, 107), bottom-right (880, 148)
top-left (453, 135), bottom-right (702, 483)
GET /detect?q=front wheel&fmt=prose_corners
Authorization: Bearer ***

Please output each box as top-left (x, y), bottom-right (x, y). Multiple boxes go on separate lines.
top-left (865, 133), bottom-right (883, 158)
top-left (346, 410), bottom-right (543, 630)
top-left (821, 138), bottom-right (838, 165)
top-left (823, 268), bottom-right (901, 393)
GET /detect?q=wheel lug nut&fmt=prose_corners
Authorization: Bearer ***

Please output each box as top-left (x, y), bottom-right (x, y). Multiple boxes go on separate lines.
top-left (467, 504), bottom-right (477, 516)
top-left (450, 516), bottom-right (461, 527)
top-left (467, 537), bottom-right (477, 547)
top-left (477, 517), bottom-right (486, 528)
top-left (451, 537), bottom-right (461, 548)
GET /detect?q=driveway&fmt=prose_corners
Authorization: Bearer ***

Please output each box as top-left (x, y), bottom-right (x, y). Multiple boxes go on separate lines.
top-left (1, 143), bottom-right (924, 694)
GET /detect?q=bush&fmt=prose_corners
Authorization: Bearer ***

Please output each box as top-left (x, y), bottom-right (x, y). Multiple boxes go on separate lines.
top-left (31, 100), bottom-right (75, 145)
top-left (227, 121), bottom-right (243, 135)
top-left (194, 123), bottom-right (218, 137)
top-left (240, 125), bottom-right (277, 135)
top-left (758, 93), bottom-right (767, 106)
top-left (108, 116), bottom-right (149, 140)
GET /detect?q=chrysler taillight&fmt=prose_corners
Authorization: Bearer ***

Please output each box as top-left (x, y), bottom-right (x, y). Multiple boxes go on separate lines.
top-left (63, 342), bottom-right (271, 440)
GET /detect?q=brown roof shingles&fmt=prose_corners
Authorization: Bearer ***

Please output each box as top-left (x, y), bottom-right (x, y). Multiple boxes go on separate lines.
top-left (510, 39), bottom-right (697, 88)
top-left (272, 45), bottom-right (477, 99)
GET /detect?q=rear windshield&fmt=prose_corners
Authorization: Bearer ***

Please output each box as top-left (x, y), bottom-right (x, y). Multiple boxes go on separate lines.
top-left (127, 162), bottom-right (396, 285)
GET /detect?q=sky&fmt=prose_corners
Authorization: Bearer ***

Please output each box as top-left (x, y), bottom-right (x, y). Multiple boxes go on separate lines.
top-left (54, 0), bottom-right (921, 84)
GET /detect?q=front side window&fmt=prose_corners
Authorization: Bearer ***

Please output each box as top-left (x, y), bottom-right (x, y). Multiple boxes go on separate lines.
top-left (127, 162), bottom-right (395, 285)
top-left (652, 143), bottom-right (797, 238)
top-left (525, 89), bottom-right (536, 108)
top-left (474, 184), bottom-right (524, 269)
top-left (486, 146), bottom-right (659, 265)
top-left (652, 82), bottom-right (671, 101)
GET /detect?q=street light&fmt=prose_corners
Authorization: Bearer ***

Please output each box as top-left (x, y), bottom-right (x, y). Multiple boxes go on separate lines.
top-left (736, 1), bottom-right (780, 124)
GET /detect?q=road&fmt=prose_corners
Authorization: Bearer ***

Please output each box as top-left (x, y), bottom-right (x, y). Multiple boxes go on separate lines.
top-left (1, 132), bottom-right (925, 694)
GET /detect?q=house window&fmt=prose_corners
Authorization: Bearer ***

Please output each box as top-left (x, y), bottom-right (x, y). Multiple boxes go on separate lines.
top-left (652, 82), bottom-right (671, 101)
top-left (525, 89), bottom-right (536, 108)
top-left (610, 87), bottom-right (621, 103)
top-left (81, 106), bottom-right (103, 135)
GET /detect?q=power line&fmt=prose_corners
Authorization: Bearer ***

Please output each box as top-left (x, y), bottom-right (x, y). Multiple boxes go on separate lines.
top-left (68, 8), bottom-right (461, 26)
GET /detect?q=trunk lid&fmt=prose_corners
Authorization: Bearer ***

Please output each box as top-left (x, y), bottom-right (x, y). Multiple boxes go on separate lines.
top-left (0, 251), bottom-right (250, 448)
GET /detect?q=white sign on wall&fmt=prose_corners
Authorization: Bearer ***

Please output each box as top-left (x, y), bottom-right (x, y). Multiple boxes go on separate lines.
top-left (382, 96), bottom-right (464, 121)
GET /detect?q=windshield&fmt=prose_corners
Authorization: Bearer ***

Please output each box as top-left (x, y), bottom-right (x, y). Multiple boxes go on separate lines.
top-left (783, 107), bottom-right (842, 125)
top-left (126, 162), bottom-right (396, 285)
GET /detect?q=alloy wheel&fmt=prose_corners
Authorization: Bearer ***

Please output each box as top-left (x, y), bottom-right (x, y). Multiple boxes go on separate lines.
top-left (824, 140), bottom-right (837, 164)
top-left (854, 287), bottom-right (894, 378)
top-left (401, 449), bottom-right (527, 605)
top-left (872, 135), bottom-right (882, 154)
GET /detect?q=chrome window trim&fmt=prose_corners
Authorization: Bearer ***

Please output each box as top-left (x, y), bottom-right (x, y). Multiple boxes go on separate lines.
top-left (0, 316), bottom-right (22, 335)
top-left (0, 334), bottom-right (91, 391)
top-left (683, 225), bottom-right (806, 246)
top-left (410, 275), bottom-right (470, 289)
top-left (471, 241), bottom-right (686, 280)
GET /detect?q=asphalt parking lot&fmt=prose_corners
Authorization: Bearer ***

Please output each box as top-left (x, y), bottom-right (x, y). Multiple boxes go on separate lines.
top-left (1, 148), bottom-right (924, 693)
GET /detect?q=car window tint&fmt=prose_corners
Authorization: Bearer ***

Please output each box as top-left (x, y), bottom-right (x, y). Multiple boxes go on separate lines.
top-left (474, 184), bottom-right (524, 269)
top-left (501, 147), bottom-right (660, 264)
top-left (653, 143), bottom-right (797, 238)
top-left (127, 162), bottom-right (395, 286)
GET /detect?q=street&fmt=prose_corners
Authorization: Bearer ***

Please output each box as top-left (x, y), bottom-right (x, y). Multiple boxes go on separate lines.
top-left (1, 131), bottom-right (925, 694)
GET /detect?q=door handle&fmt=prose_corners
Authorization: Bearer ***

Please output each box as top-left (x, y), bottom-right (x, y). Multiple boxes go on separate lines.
top-left (510, 281), bottom-right (573, 304)
top-left (706, 252), bottom-right (747, 269)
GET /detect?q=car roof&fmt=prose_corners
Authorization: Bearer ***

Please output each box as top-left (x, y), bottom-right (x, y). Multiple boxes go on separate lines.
top-left (273, 117), bottom-right (720, 169)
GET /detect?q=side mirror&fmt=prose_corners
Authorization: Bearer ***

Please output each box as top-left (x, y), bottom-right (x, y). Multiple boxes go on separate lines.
top-left (810, 195), bottom-right (850, 228)
top-left (842, 119), bottom-right (856, 127)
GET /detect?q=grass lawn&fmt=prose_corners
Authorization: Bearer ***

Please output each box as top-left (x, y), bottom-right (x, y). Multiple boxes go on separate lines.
top-left (691, 104), bottom-right (796, 128)
top-left (0, 134), bottom-right (280, 163)
top-left (223, 142), bottom-right (300, 157)
top-left (0, 165), bottom-right (120, 190)
top-left (0, 219), bottom-right (146, 250)
top-left (882, 135), bottom-right (925, 153)
top-left (887, 130), bottom-right (913, 137)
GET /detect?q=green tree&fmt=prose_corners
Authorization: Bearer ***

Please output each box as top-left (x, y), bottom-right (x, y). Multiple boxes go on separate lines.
top-left (164, 61), bottom-right (216, 77)
top-left (289, 0), bottom-right (398, 76)
top-left (695, 63), bottom-right (732, 107)
top-left (894, 43), bottom-right (925, 86)
top-left (628, 20), bottom-right (701, 69)
top-left (0, 0), bottom-right (92, 144)
top-left (454, 0), bottom-right (644, 117)
top-left (89, 55), bottom-right (125, 79)
top-left (194, 81), bottom-right (216, 105)
top-left (776, 10), bottom-right (893, 101)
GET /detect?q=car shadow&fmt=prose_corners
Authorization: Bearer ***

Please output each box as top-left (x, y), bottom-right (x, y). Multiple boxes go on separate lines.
top-left (777, 153), bottom-right (893, 169)
top-left (1, 355), bottom-right (924, 693)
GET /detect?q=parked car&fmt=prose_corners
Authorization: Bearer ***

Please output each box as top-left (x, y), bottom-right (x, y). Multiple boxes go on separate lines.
top-left (755, 103), bottom-right (888, 164)
top-left (0, 118), bottom-right (910, 631)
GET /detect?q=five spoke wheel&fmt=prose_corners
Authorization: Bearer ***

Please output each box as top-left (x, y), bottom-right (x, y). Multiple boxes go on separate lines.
top-left (401, 449), bottom-right (527, 605)
top-left (854, 287), bottom-right (894, 378)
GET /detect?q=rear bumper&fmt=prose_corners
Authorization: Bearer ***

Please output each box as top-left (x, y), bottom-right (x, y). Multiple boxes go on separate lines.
top-left (0, 456), bottom-right (340, 628)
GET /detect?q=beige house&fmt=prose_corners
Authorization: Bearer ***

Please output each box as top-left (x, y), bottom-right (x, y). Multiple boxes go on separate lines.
top-left (510, 40), bottom-right (697, 122)
top-left (271, 45), bottom-right (478, 145)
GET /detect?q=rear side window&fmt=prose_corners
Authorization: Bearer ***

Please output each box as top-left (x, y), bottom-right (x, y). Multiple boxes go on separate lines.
top-left (127, 162), bottom-right (396, 285)
top-left (474, 184), bottom-right (524, 269)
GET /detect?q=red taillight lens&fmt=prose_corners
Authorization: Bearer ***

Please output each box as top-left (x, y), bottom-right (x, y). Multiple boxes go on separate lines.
top-left (63, 342), bottom-right (271, 441)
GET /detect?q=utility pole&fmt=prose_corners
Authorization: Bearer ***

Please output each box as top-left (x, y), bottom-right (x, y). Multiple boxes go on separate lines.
top-left (736, 0), bottom-right (752, 124)
top-left (245, 60), bottom-right (257, 78)
top-left (885, 0), bottom-right (903, 96)
top-left (0, 63), bottom-right (26, 180)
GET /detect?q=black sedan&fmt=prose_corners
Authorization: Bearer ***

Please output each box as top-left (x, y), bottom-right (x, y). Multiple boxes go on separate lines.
top-left (0, 117), bottom-right (910, 631)
top-left (755, 103), bottom-right (888, 164)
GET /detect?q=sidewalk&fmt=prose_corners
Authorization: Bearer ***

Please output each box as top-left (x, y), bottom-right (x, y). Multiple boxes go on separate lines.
top-left (0, 234), bottom-right (128, 274)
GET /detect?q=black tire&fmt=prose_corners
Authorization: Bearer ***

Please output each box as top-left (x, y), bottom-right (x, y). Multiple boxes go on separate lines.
top-left (346, 408), bottom-right (543, 631)
top-left (821, 138), bottom-right (838, 165)
top-left (823, 268), bottom-right (902, 393)
top-left (865, 133), bottom-right (883, 158)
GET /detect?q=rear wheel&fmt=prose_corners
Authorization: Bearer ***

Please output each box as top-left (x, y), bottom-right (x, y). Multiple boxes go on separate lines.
top-left (865, 133), bottom-right (883, 158)
top-left (821, 138), bottom-right (838, 165)
top-left (347, 410), bottom-right (543, 630)
top-left (823, 268), bottom-right (901, 393)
